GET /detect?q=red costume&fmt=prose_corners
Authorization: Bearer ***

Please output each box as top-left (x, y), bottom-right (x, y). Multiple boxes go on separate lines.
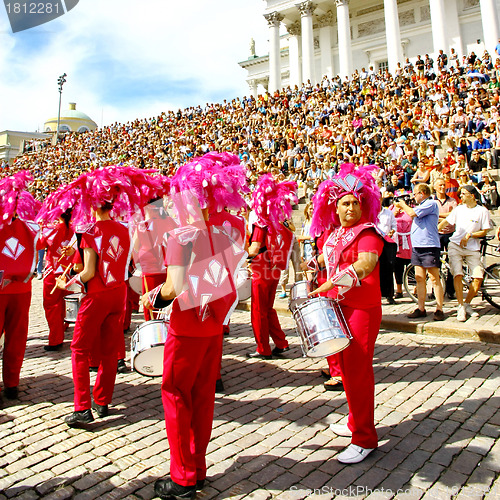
top-left (70, 221), bottom-right (131, 411)
top-left (0, 219), bottom-right (39, 391)
top-left (250, 224), bottom-right (290, 356)
top-left (209, 210), bottom-right (247, 377)
top-left (38, 222), bottom-right (74, 346)
top-left (160, 221), bottom-right (238, 486)
top-left (133, 213), bottom-right (170, 321)
top-left (324, 222), bottom-right (383, 449)
top-left (315, 230), bottom-right (342, 380)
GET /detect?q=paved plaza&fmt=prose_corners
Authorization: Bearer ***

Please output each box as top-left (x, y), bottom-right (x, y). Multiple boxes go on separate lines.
top-left (1, 279), bottom-right (499, 499)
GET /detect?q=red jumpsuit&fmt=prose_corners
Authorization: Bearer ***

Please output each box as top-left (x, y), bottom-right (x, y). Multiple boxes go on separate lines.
top-left (209, 210), bottom-right (247, 377)
top-left (133, 215), bottom-right (171, 321)
top-left (0, 219), bottom-right (39, 391)
top-left (324, 223), bottom-right (383, 449)
top-left (250, 225), bottom-right (289, 356)
top-left (71, 221), bottom-right (131, 411)
top-left (38, 222), bottom-right (74, 346)
top-left (315, 230), bottom-right (342, 380)
top-left (161, 221), bottom-right (238, 487)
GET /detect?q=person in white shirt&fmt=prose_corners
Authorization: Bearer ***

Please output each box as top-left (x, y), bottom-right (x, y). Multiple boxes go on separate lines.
top-left (377, 199), bottom-right (398, 304)
top-left (438, 185), bottom-right (492, 321)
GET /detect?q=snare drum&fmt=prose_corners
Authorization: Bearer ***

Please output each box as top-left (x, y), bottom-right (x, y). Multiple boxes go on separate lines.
top-left (292, 297), bottom-right (351, 358)
top-left (131, 320), bottom-right (168, 376)
top-left (289, 281), bottom-right (314, 311)
top-left (236, 266), bottom-right (251, 302)
top-left (128, 269), bottom-right (142, 295)
top-left (64, 294), bottom-right (82, 323)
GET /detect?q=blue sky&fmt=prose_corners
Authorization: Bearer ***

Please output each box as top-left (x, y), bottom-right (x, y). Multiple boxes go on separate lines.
top-left (0, 0), bottom-right (269, 132)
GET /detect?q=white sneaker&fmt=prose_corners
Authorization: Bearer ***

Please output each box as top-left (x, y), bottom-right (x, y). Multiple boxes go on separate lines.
top-left (337, 444), bottom-right (375, 464)
top-left (457, 305), bottom-right (466, 322)
top-left (464, 303), bottom-right (479, 318)
top-left (329, 423), bottom-right (352, 437)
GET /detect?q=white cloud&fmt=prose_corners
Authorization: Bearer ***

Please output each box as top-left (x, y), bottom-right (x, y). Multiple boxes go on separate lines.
top-left (0, 0), bottom-right (269, 132)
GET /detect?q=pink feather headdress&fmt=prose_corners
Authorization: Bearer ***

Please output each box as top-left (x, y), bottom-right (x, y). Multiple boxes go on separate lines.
top-left (170, 152), bottom-right (249, 213)
top-left (0, 171), bottom-right (41, 230)
top-left (36, 166), bottom-right (169, 226)
top-left (310, 163), bottom-right (381, 237)
top-left (251, 174), bottom-right (298, 234)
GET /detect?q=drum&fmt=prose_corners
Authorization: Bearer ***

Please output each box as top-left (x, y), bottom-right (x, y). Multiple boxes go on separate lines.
top-left (236, 266), bottom-right (251, 302)
top-left (128, 269), bottom-right (142, 295)
top-left (131, 320), bottom-right (168, 376)
top-left (64, 294), bottom-right (82, 323)
top-left (292, 297), bottom-right (351, 358)
top-left (289, 280), bottom-right (315, 311)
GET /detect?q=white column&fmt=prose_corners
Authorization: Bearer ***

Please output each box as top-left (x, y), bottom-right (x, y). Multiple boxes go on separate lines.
top-left (336, 0), bottom-right (353, 79)
top-left (384, 0), bottom-right (403, 74)
top-left (265, 11), bottom-right (284, 93)
top-left (479, 0), bottom-right (500, 57)
top-left (444, 0), bottom-right (463, 58)
top-left (297, 1), bottom-right (316, 85)
top-left (287, 22), bottom-right (302, 87)
top-left (429, 0), bottom-right (447, 55)
top-left (318, 11), bottom-right (334, 79)
top-left (248, 79), bottom-right (258, 99)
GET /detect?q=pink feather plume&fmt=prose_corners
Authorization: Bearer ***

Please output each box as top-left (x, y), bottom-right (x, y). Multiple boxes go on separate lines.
top-left (310, 163), bottom-right (381, 236)
top-left (0, 171), bottom-right (40, 230)
top-left (36, 166), bottom-right (169, 225)
top-left (251, 174), bottom-right (298, 234)
top-left (170, 152), bottom-right (249, 213)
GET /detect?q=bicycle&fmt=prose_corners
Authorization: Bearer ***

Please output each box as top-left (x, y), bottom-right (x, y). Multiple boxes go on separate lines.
top-left (403, 236), bottom-right (500, 309)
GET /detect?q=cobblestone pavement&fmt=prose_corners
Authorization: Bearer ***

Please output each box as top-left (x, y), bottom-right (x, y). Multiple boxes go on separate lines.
top-left (1, 279), bottom-right (499, 499)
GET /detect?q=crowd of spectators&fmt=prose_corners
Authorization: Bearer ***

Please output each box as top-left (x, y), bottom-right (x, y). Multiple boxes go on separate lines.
top-left (2, 47), bottom-right (500, 209)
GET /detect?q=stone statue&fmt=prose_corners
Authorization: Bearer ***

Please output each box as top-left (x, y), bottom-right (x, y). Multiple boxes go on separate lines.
top-left (250, 38), bottom-right (256, 57)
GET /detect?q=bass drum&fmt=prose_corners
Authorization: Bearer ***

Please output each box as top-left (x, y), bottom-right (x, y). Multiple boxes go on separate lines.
top-left (292, 297), bottom-right (351, 358)
top-left (131, 320), bottom-right (168, 376)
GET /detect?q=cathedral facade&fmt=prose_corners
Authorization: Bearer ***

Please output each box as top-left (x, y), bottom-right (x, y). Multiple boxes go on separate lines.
top-left (239, 0), bottom-right (500, 95)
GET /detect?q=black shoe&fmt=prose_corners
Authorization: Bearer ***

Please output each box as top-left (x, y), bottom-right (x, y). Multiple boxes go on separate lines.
top-left (407, 308), bottom-right (427, 319)
top-left (433, 309), bottom-right (445, 321)
top-left (320, 369), bottom-right (331, 380)
top-left (92, 401), bottom-right (109, 418)
top-left (215, 379), bottom-right (224, 393)
top-left (154, 478), bottom-right (196, 499)
top-left (44, 343), bottom-right (63, 352)
top-left (394, 292), bottom-right (403, 299)
top-left (117, 359), bottom-right (128, 373)
top-left (64, 409), bottom-right (94, 428)
top-left (196, 479), bottom-right (205, 491)
top-left (271, 346), bottom-right (290, 356)
top-left (246, 351), bottom-right (272, 360)
top-left (324, 378), bottom-right (344, 391)
top-left (4, 386), bottom-right (18, 399)
top-left (89, 366), bottom-right (98, 373)
top-left (386, 297), bottom-right (396, 305)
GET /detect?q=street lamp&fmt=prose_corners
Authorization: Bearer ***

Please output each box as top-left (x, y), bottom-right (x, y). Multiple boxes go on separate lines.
top-left (55, 73), bottom-right (67, 144)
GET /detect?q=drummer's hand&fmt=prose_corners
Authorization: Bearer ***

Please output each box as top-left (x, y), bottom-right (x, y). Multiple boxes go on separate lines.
top-left (141, 294), bottom-right (154, 310)
top-left (299, 261), bottom-right (309, 272)
top-left (61, 246), bottom-right (76, 257)
top-left (308, 280), bottom-right (333, 296)
top-left (55, 276), bottom-right (67, 290)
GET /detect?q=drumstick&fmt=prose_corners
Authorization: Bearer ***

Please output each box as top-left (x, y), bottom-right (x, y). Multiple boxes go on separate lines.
top-left (50, 264), bottom-right (72, 294)
top-left (141, 277), bottom-right (156, 316)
